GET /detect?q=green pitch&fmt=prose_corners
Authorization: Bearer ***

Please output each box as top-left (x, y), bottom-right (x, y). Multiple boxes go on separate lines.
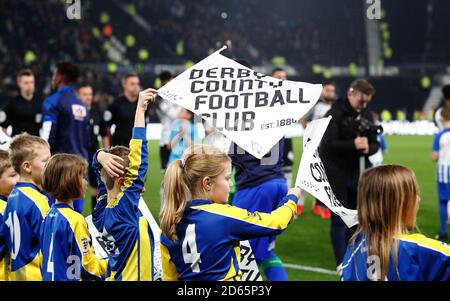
top-left (84, 135), bottom-right (439, 281)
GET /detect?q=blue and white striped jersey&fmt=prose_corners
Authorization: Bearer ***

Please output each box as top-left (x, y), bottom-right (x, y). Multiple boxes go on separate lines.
top-left (40, 203), bottom-right (107, 281)
top-left (433, 128), bottom-right (450, 183)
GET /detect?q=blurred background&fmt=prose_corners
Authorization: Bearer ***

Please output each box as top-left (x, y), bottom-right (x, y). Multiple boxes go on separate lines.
top-left (1, 0), bottom-right (449, 120)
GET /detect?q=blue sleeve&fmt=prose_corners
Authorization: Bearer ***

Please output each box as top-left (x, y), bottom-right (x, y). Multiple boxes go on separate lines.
top-left (92, 197), bottom-right (107, 231)
top-left (379, 134), bottom-right (387, 152)
top-left (92, 149), bottom-right (108, 199)
top-left (91, 149), bottom-right (108, 227)
top-left (433, 133), bottom-right (440, 152)
top-left (42, 96), bottom-right (59, 150)
top-left (84, 110), bottom-right (91, 158)
top-left (205, 195), bottom-right (298, 241)
top-left (417, 242), bottom-right (450, 281)
top-left (30, 205), bottom-right (45, 244)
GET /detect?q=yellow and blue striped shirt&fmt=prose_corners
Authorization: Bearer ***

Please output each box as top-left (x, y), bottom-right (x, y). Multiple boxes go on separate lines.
top-left (342, 233), bottom-right (450, 281)
top-left (2, 182), bottom-right (51, 280)
top-left (40, 203), bottom-right (107, 281)
top-left (93, 127), bottom-right (154, 281)
top-left (160, 194), bottom-right (298, 281)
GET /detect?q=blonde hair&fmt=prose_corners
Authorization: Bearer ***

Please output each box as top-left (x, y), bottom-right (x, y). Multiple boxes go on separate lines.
top-left (0, 150), bottom-right (12, 177)
top-left (351, 164), bottom-right (419, 280)
top-left (9, 133), bottom-right (49, 174)
top-left (100, 146), bottom-right (130, 190)
top-left (42, 154), bottom-right (88, 201)
top-left (159, 144), bottom-right (231, 241)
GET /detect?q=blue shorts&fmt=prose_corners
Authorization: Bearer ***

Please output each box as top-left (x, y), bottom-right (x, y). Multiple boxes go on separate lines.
top-left (232, 178), bottom-right (288, 263)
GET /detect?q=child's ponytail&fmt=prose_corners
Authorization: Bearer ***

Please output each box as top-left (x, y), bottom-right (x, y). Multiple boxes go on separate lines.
top-left (160, 159), bottom-right (189, 241)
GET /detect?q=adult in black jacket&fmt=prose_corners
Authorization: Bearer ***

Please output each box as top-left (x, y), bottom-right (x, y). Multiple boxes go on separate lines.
top-left (0, 69), bottom-right (42, 137)
top-left (319, 79), bottom-right (380, 268)
top-left (100, 73), bottom-right (149, 148)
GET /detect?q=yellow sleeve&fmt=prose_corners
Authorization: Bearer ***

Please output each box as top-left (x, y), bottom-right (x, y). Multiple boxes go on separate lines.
top-left (73, 218), bottom-right (108, 280)
top-left (160, 244), bottom-right (180, 281)
top-left (192, 197), bottom-right (297, 240)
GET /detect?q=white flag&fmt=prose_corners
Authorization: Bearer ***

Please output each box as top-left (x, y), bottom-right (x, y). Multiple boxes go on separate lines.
top-left (85, 198), bottom-right (164, 281)
top-left (295, 117), bottom-right (358, 228)
top-left (158, 46), bottom-right (322, 159)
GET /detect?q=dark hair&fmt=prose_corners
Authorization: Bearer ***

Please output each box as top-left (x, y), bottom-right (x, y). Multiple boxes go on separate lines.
top-left (42, 154), bottom-right (88, 201)
top-left (159, 71), bottom-right (173, 82)
top-left (17, 68), bottom-right (34, 79)
top-left (349, 79), bottom-right (375, 96)
top-left (271, 67), bottom-right (285, 75)
top-left (234, 59), bottom-right (252, 69)
top-left (56, 62), bottom-right (80, 84)
top-left (442, 84), bottom-right (450, 100)
top-left (322, 81), bottom-right (336, 87)
top-left (77, 82), bottom-right (93, 91)
top-left (121, 73), bottom-right (139, 85)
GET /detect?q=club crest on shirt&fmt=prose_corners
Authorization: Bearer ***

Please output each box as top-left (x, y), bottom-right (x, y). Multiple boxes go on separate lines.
top-left (81, 236), bottom-right (90, 255)
top-left (247, 211), bottom-right (262, 220)
top-left (72, 104), bottom-right (87, 121)
top-left (35, 113), bottom-right (42, 123)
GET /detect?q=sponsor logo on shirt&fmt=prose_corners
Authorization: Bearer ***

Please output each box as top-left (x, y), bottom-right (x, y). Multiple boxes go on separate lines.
top-left (103, 110), bottom-right (112, 122)
top-left (81, 236), bottom-right (90, 255)
top-left (35, 113), bottom-right (42, 124)
top-left (72, 104), bottom-right (87, 121)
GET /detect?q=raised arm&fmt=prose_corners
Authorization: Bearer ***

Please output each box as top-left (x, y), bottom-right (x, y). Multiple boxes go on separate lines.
top-left (119, 89), bottom-right (157, 201)
top-left (135, 88), bottom-right (158, 128)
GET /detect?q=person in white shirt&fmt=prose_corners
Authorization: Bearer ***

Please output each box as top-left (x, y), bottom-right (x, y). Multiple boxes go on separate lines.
top-left (435, 85), bottom-right (450, 131)
top-left (434, 84), bottom-right (450, 225)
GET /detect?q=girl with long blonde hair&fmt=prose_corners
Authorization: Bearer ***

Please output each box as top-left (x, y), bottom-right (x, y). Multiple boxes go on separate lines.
top-left (159, 144), bottom-right (301, 281)
top-left (341, 164), bottom-right (450, 281)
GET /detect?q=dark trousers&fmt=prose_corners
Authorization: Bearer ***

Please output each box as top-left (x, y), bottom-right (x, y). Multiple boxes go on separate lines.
top-left (331, 213), bottom-right (357, 266)
top-left (330, 177), bottom-right (358, 266)
top-left (159, 145), bottom-right (170, 171)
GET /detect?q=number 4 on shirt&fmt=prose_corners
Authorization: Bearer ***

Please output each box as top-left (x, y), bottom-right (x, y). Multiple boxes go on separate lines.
top-left (182, 224), bottom-right (201, 273)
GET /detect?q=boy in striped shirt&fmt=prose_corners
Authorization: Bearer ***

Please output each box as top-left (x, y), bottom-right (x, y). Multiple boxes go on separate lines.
top-left (432, 104), bottom-right (450, 241)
